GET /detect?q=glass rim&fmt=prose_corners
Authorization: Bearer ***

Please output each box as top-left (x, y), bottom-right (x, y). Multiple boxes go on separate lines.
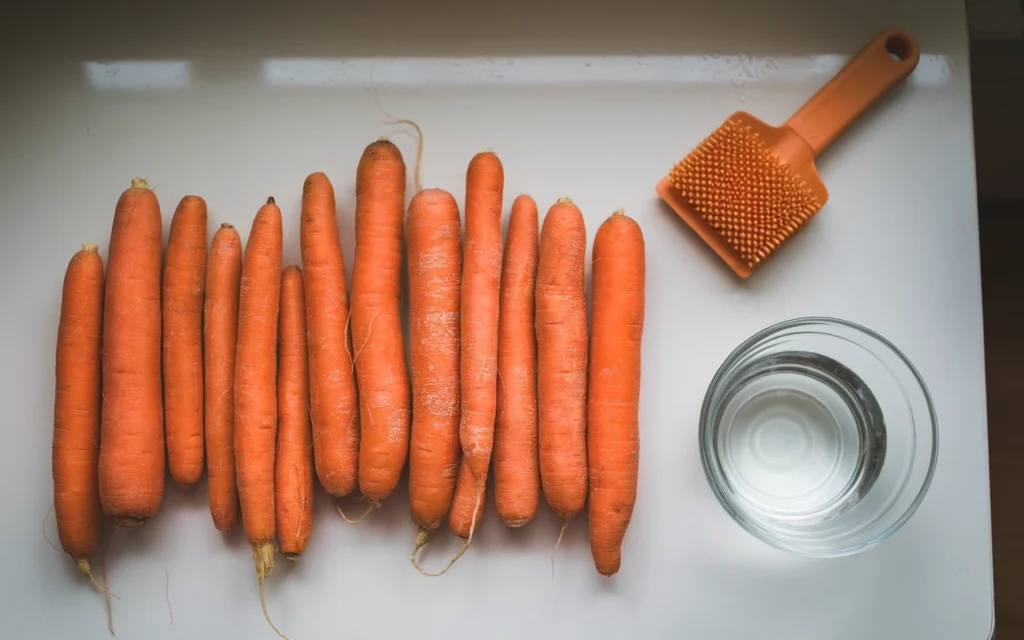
top-left (698, 316), bottom-right (939, 557)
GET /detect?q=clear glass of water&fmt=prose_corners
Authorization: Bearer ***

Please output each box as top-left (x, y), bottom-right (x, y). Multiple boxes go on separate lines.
top-left (699, 317), bottom-right (938, 557)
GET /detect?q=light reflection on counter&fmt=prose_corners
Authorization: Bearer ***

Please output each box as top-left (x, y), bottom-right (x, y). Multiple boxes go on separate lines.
top-left (260, 54), bottom-right (951, 88)
top-left (83, 61), bottom-right (192, 90)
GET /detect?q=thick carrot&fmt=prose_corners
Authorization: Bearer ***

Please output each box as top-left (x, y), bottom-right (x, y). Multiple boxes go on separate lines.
top-left (300, 172), bottom-right (359, 498)
top-left (205, 223), bottom-right (242, 531)
top-left (236, 197), bottom-right (283, 563)
top-left (460, 151), bottom-right (504, 489)
top-left (408, 189), bottom-right (462, 531)
top-left (99, 178), bottom-right (164, 526)
top-left (449, 457), bottom-right (488, 539)
top-left (235, 197), bottom-right (286, 639)
top-left (536, 198), bottom-right (588, 519)
top-left (587, 211), bottom-right (644, 577)
top-left (494, 194), bottom-right (540, 528)
top-left (53, 244), bottom-right (104, 584)
top-left (276, 266), bottom-right (313, 559)
top-left (353, 140), bottom-right (411, 503)
top-left (164, 195), bottom-right (208, 485)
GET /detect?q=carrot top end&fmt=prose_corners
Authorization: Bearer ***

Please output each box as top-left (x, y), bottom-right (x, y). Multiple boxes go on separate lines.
top-left (81, 244), bottom-right (99, 253)
top-left (130, 177), bottom-right (149, 190)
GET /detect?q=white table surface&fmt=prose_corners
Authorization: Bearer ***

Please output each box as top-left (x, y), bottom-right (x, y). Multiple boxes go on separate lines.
top-left (0, 0), bottom-right (993, 638)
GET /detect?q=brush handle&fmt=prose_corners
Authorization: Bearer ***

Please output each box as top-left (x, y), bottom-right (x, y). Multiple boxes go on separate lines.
top-left (784, 28), bottom-right (919, 156)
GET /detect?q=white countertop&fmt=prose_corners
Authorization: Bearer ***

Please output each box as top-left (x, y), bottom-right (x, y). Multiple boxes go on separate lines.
top-left (0, 0), bottom-right (993, 638)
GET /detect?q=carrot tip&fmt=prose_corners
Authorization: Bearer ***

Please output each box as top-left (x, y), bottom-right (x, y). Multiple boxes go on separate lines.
top-left (612, 208), bottom-right (625, 217)
top-left (81, 244), bottom-right (99, 253)
top-left (113, 515), bottom-right (147, 527)
top-left (556, 197), bottom-right (575, 206)
top-left (253, 541), bottom-right (275, 580)
top-left (266, 196), bottom-right (276, 205)
top-left (220, 222), bottom-right (234, 229)
top-left (130, 177), bottom-right (149, 189)
top-left (283, 552), bottom-right (301, 562)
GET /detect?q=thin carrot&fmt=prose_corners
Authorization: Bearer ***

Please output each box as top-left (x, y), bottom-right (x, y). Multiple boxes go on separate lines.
top-left (449, 457), bottom-right (487, 539)
top-left (99, 178), bottom-right (164, 526)
top-left (235, 197), bottom-right (286, 638)
top-left (494, 194), bottom-right (540, 528)
top-left (353, 140), bottom-right (411, 503)
top-left (408, 189), bottom-right (462, 533)
top-left (53, 244), bottom-right (104, 586)
top-left (276, 266), bottom-right (313, 559)
top-left (536, 198), bottom-right (588, 519)
top-left (301, 172), bottom-right (359, 498)
top-left (205, 223), bottom-right (242, 531)
top-left (460, 151), bottom-right (504, 498)
top-left (587, 210), bottom-right (644, 577)
top-left (164, 195), bottom-right (208, 485)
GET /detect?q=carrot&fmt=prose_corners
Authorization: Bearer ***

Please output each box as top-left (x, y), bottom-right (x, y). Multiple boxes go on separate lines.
top-left (460, 151), bottom-right (504, 492)
top-left (494, 194), bottom-right (540, 528)
top-left (587, 210), bottom-right (645, 577)
top-left (99, 178), bottom-right (164, 526)
top-left (205, 223), bottom-right (242, 531)
top-left (300, 172), bottom-right (359, 498)
top-left (407, 189), bottom-right (462, 532)
top-left (353, 140), bottom-right (411, 503)
top-left (164, 195), bottom-right (208, 485)
top-left (53, 244), bottom-right (104, 586)
top-left (536, 198), bottom-right (588, 519)
top-left (276, 266), bottom-right (313, 559)
top-left (235, 197), bottom-right (286, 638)
top-left (449, 457), bottom-right (488, 539)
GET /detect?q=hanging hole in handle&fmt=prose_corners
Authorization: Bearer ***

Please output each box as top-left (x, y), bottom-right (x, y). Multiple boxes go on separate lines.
top-left (885, 34), bottom-right (914, 62)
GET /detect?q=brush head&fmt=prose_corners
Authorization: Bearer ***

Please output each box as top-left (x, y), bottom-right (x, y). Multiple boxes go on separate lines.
top-left (658, 112), bottom-right (827, 278)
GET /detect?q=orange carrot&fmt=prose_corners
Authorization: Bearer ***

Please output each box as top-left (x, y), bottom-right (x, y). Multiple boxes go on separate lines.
top-left (449, 457), bottom-right (488, 539)
top-left (236, 197), bottom-right (282, 561)
top-left (205, 223), bottom-right (242, 531)
top-left (460, 151), bottom-right (504, 494)
top-left (494, 194), bottom-right (540, 528)
top-left (164, 195), bottom-right (208, 485)
top-left (301, 172), bottom-right (359, 498)
top-left (536, 198), bottom-right (588, 519)
top-left (353, 140), bottom-right (411, 503)
top-left (276, 266), bottom-right (313, 559)
top-left (235, 197), bottom-right (285, 638)
top-left (99, 178), bottom-right (164, 526)
top-left (408, 189), bottom-right (462, 531)
top-left (53, 244), bottom-right (104, 585)
top-left (587, 210), bottom-right (644, 577)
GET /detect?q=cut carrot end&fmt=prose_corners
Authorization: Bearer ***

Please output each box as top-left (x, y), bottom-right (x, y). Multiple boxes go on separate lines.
top-left (130, 177), bottom-right (148, 189)
top-left (612, 208), bottom-right (625, 217)
top-left (81, 244), bottom-right (99, 253)
top-left (266, 196), bottom-right (276, 205)
top-left (253, 541), bottom-right (275, 580)
top-left (220, 222), bottom-right (234, 229)
top-left (556, 197), bottom-right (575, 206)
top-left (283, 552), bottom-right (301, 562)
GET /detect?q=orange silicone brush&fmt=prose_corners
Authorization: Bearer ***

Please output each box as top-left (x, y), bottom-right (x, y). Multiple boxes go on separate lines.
top-left (658, 28), bottom-right (919, 278)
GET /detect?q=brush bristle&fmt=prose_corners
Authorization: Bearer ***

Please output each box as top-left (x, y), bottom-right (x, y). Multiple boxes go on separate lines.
top-left (669, 119), bottom-right (821, 268)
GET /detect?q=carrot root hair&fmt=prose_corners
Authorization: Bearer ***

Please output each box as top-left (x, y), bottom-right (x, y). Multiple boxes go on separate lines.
top-left (335, 500), bottom-right (377, 524)
top-left (102, 525), bottom-right (120, 635)
top-left (409, 526), bottom-right (437, 576)
top-left (372, 93), bottom-right (424, 192)
top-left (551, 519), bottom-right (570, 580)
top-left (253, 542), bottom-right (288, 640)
top-left (415, 484), bottom-right (482, 577)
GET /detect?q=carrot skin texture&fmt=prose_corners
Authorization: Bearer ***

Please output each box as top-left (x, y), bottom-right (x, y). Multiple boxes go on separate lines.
top-left (494, 194), bottom-right (540, 528)
top-left (587, 213), bottom-right (645, 576)
top-left (449, 457), bottom-right (487, 539)
top-left (235, 199), bottom-right (283, 548)
top-left (164, 196), bottom-right (208, 485)
top-left (407, 189), bottom-right (463, 530)
top-left (53, 245), bottom-right (104, 560)
top-left (99, 179), bottom-right (164, 526)
top-left (301, 173), bottom-right (359, 497)
top-left (460, 152), bottom-right (504, 484)
top-left (536, 199), bottom-right (589, 519)
top-left (353, 141), bottom-right (411, 502)
top-left (205, 223), bottom-right (242, 531)
top-left (276, 266), bottom-right (313, 558)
